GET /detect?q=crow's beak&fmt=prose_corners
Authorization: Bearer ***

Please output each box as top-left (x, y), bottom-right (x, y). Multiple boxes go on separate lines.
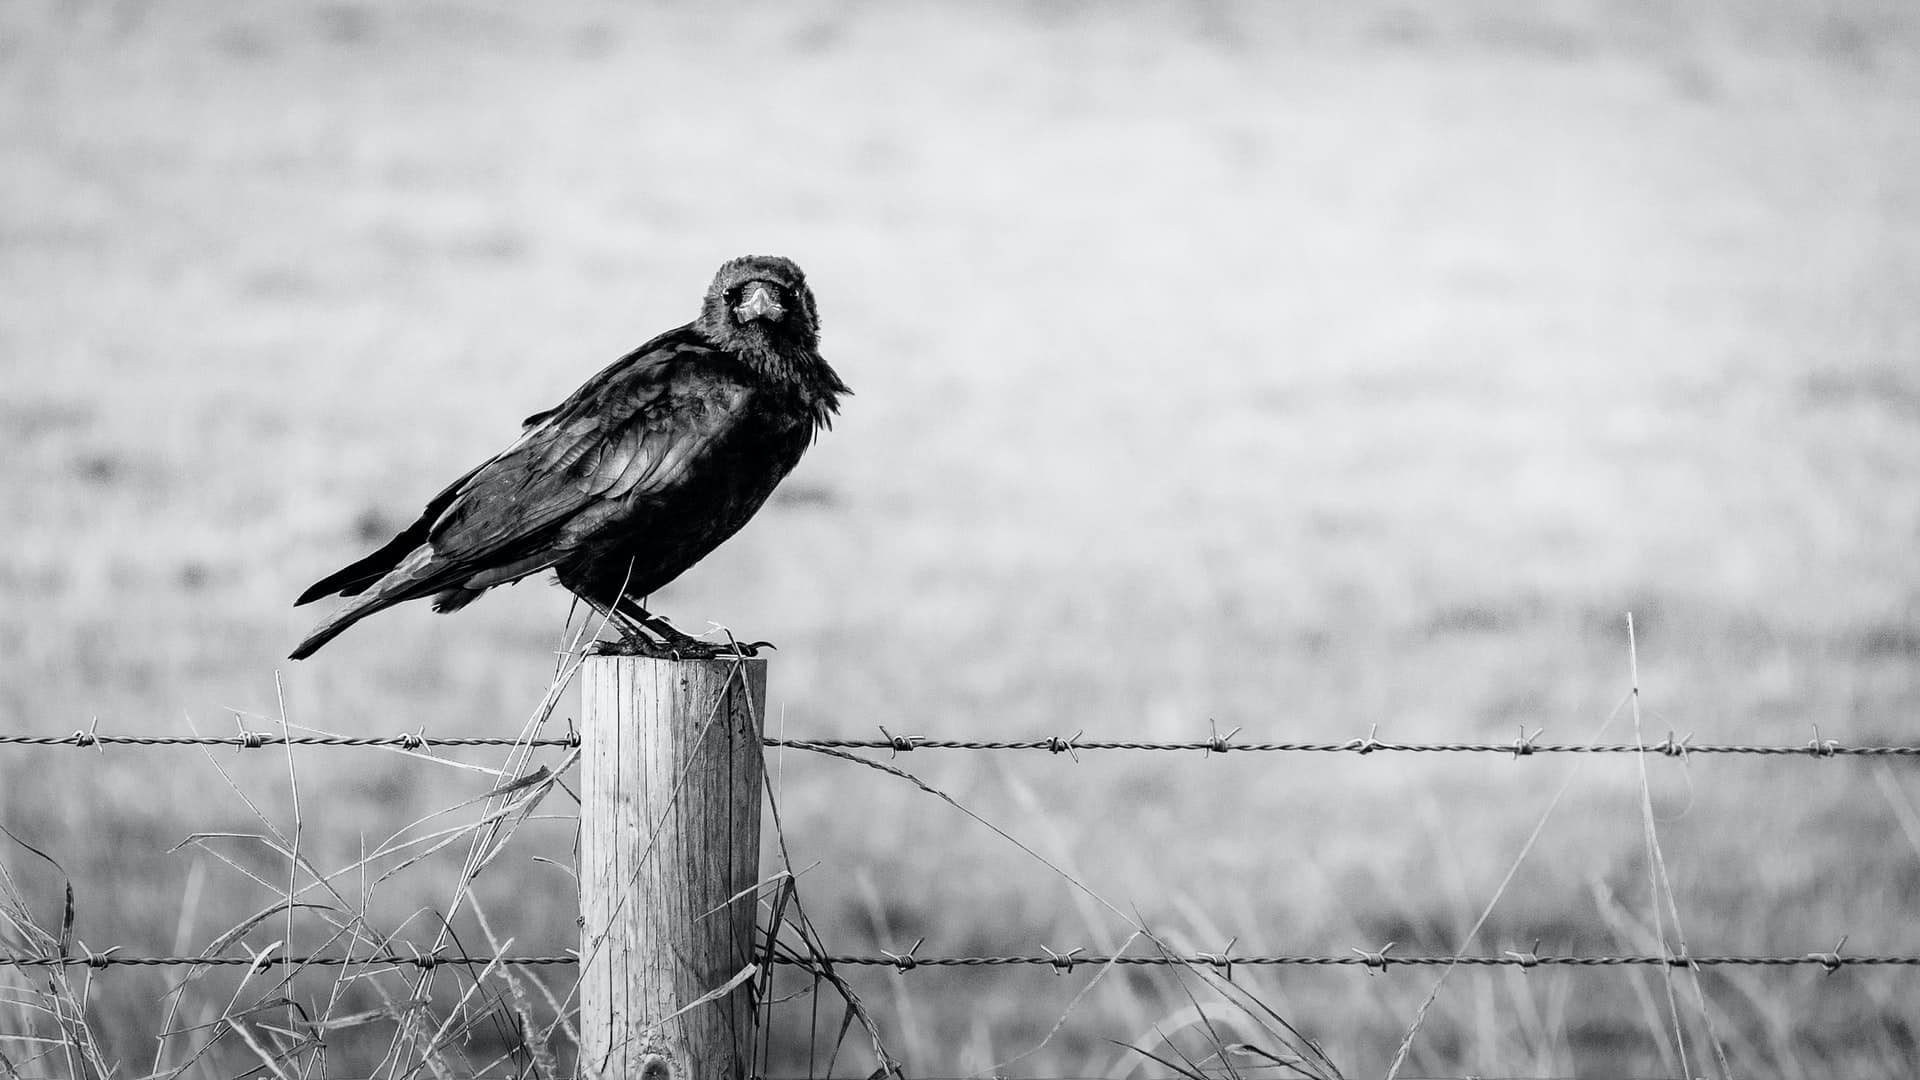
top-left (734, 284), bottom-right (785, 323)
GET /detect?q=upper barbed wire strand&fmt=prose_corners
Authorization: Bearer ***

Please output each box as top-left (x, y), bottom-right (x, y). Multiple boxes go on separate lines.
top-left (1, 729), bottom-right (1914, 755)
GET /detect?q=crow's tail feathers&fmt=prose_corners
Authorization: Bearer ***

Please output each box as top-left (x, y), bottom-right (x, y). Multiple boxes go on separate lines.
top-left (289, 545), bottom-right (448, 660)
top-left (295, 548), bottom-right (401, 606)
top-left (295, 524), bottom-right (435, 606)
top-left (296, 463), bottom-right (488, 608)
top-left (289, 589), bottom-right (404, 660)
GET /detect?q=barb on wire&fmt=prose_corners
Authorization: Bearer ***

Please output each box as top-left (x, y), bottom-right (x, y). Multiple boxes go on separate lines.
top-left (875, 726), bottom-right (923, 757)
top-left (1195, 936), bottom-right (1238, 981)
top-left (1808, 935), bottom-right (1850, 975)
top-left (879, 937), bottom-right (925, 972)
top-left (8, 949), bottom-right (1920, 972)
top-left (1504, 939), bottom-right (1545, 969)
top-left (1204, 720), bottom-right (1242, 755)
top-left (1510, 726), bottom-right (1542, 758)
top-left (1044, 730), bottom-right (1083, 761)
top-left (76, 943), bottom-right (120, 970)
top-left (71, 716), bottom-right (101, 752)
top-left (1040, 945), bottom-right (1083, 975)
top-left (1351, 941), bottom-right (1397, 973)
top-left (1808, 724), bottom-right (1841, 758)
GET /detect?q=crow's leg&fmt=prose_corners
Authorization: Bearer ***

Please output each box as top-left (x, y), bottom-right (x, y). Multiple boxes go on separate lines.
top-left (611, 594), bottom-right (771, 659)
top-left (580, 596), bottom-right (670, 657)
top-left (580, 594), bottom-right (722, 659)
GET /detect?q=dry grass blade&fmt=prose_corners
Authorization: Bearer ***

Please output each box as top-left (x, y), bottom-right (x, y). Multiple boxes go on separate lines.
top-left (1145, 943), bottom-right (1254, 1080)
top-left (170, 900), bottom-right (340, 966)
top-left (0, 827), bottom-right (109, 1080)
top-left (1093, 933), bottom-right (1339, 1080)
top-left (1151, 959), bottom-right (1342, 1080)
top-left (304, 996), bottom-right (433, 1033)
top-left (1383, 689), bottom-right (1632, 1078)
top-left (1625, 614), bottom-right (1731, 1080)
top-left (68, 656), bottom-right (590, 1080)
top-left (760, 766), bottom-right (904, 1078)
top-left (774, 735), bottom-right (1338, 1079)
top-left (993, 931), bottom-right (1143, 1072)
top-left (1110, 1035), bottom-right (1217, 1080)
top-left (230, 1017), bottom-right (297, 1080)
top-left (379, 648), bottom-right (588, 1073)
top-left (1227, 1041), bottom-right (1339, 1080)
top-left (1872, 764), bottom-right (1920, 865)
top-left (772, 742), bottom-right (1139, 929)
top-left (469, 897), bottom-right (568, 1076)
top-left (650, 964), bottom-right (757, 1031)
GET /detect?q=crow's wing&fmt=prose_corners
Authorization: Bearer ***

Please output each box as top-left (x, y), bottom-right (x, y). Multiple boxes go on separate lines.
top-left (422, 335), bottom-right (751, 575)
top-left (288, 327), bottom-right (752, 659)
top-left (294, 328), bottom-right (704, 606)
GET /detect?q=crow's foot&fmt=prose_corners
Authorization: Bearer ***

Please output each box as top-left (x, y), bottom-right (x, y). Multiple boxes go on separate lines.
top-left (588, 633), bottom-right (773, 661)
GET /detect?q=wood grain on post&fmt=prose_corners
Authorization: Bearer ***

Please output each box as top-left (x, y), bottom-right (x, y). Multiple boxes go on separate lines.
top-left (579, 656), bottom-right (768, 1080)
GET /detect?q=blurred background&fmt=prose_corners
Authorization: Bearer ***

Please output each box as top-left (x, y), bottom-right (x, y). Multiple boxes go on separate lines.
top-left (3, 0), bottom-right (1918, 1075)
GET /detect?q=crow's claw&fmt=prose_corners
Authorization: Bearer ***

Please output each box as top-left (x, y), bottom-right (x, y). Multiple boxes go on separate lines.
top-left (718, 639), bottom-right (777, 658)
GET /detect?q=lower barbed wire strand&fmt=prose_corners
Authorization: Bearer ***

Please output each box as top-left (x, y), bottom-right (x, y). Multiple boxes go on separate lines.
top-left (3, 952), bottom-right (1916, 970)
top-left (762, 738), bottom-right (1920, 755)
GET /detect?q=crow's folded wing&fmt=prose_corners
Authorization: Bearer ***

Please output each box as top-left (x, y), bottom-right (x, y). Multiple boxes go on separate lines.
top-left (287, 328), bottom-right (751, 659)
top-left (418, 331), bottom-right (750, 576)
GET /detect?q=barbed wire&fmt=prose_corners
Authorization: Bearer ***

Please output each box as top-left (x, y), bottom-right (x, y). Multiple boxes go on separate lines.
top-left (1, 725), bottom-right (1914, 759)
top-left (0, 730), bottom-right (579, 750)
top-left (3, 948), bottom-right (1911, 974)
top-left (764, 727), bottom-right (1920, 759)
top-left (0, 953), bottom-right (575, 970)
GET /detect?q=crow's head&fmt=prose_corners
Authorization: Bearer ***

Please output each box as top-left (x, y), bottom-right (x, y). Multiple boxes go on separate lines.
top-left (697, 255), bottom-right (820, 359)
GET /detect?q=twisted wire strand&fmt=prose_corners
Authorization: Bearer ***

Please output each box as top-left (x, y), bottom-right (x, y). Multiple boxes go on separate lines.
top-left (796, 953), bottom-right (1917, 970)
top-left (0, 954), bottom-right (575, 969)
top-left (762, 737), bottom-right (1920, 757)
top-left (2, 730), bottom-right (1915, 757)
top-left (2, 951), bottom-right (1908, 972)
top-left (0, 732), bottom-right (580, 749)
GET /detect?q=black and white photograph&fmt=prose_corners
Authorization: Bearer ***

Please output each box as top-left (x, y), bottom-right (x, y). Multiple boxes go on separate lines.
top-left (2, 2), bottom-right (1917, 1077)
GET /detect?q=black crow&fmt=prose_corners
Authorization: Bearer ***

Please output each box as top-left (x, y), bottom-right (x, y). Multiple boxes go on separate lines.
top-left (290, 255), bottom-right (847, 660)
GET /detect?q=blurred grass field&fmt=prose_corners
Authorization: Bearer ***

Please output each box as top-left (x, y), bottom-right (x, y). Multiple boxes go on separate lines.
top-left (3, 0), bottom-right (1919, 1075)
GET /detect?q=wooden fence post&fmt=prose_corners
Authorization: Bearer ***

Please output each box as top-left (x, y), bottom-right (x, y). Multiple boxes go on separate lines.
top-left (579, 655), bottom-right (768, 1080)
